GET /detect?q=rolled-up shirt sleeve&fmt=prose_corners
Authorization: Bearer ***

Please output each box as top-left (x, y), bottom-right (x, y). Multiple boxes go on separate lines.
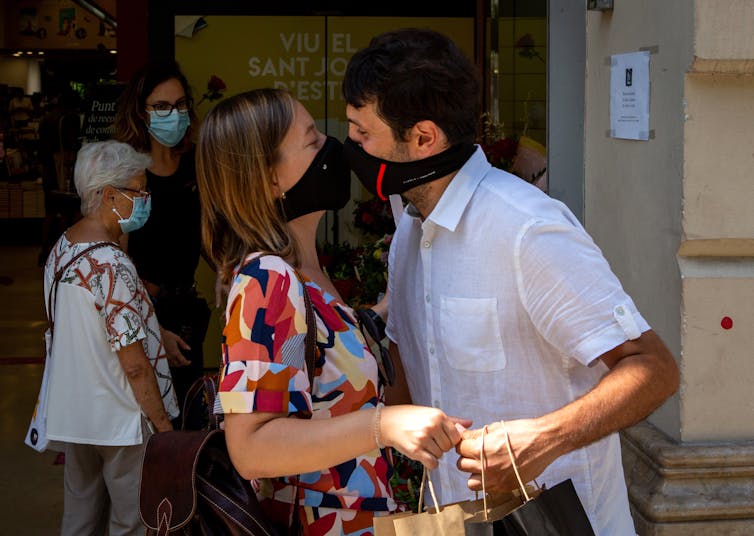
top-left (516, 219), bottom-right (650, 366)
top-left (217, 257), bottom-right (313, 417)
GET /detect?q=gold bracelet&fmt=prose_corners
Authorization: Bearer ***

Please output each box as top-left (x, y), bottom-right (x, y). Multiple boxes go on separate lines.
top-left (373, 402), bottom-right (385, 450)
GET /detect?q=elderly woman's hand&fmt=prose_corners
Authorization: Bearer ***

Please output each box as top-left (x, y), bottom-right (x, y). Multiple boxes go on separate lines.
top-left (160, 327), bottom-right (191, 367)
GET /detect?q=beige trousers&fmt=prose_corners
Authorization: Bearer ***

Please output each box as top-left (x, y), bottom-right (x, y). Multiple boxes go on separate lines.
top-left (60, 418), bottom-right (152, 536)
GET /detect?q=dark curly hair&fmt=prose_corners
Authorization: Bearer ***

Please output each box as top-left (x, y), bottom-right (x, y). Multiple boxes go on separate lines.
top-left (342, 27), bottom-right (481, 145)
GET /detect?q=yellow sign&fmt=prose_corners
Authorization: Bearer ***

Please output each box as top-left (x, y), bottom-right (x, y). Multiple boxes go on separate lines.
top-left (175, 16), bottom-right (474, 123)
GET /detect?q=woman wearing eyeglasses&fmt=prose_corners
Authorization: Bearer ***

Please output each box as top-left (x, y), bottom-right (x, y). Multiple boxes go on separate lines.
top-left (112, 60), bottom-right (212, 423)
top-left (42, 140), bottom-right (178, 535)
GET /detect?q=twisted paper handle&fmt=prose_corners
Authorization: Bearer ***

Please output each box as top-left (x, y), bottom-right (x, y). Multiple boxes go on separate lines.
top-left (420, 425), bottom-right (493, 519)
top-left (481, 425), bottom-right (489, 520)
top-left (501, 420), bottom-right (531, 501)
top-left (417, 467), bottom-right (441, 515)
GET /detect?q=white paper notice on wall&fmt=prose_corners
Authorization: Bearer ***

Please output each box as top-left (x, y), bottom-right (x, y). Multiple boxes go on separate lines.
top-left (610, 51), bottom-right (650, 140)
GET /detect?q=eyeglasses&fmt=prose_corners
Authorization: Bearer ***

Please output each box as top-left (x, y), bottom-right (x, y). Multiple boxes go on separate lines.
top-left (118, 186), bottom-right (151, 199)
top-left (145, 98), bottom-right (193, 117)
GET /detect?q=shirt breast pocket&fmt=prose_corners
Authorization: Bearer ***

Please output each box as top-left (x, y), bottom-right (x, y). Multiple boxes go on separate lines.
top-left (439, 296), bottom-right (506, 371)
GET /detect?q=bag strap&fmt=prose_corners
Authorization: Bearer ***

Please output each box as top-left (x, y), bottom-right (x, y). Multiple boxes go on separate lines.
top-left (47, 241), bottom-right (119, 338)
top-left (195, 474), bottom-right (278, 536)
top-left (501, 420), bottom-right (531, 501)
top-left (182, 374), bottom-right (220, 431)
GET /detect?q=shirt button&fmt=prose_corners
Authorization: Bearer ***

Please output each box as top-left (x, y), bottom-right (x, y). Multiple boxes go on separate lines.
top-left (423, 240), bottom-right (431, 248)
top-left (425, 294), bottom-right (431, 303)
top-left (615, 306), bottom-right (625, 316)
top-left (429, 346), bottom-right (435, 354)
top-left (433, 400), bottom-right (440, 407)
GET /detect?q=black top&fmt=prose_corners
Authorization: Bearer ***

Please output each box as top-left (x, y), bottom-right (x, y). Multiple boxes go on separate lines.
top-left (128, 146), bottom-right (202, 291)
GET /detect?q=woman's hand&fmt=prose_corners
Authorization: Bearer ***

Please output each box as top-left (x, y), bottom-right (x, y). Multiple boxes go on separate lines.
top-left (160, 327), bottom-right (191, 367)
top-left (380, 405), bottom-right (472, 470)
top-left (117, 342), bottom-right (173, 433)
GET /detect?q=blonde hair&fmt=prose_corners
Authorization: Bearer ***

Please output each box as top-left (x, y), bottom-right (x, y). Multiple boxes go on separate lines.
top-left (196, 88), bottom-right (298, 284)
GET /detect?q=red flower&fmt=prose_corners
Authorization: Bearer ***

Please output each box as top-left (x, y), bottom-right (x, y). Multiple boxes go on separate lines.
top-left (352, 196), bottom-right (394, 237)
top-left (197, 75), bottom-right (227, 107)
top-left (207, 75), bottom-right (226, 92)
top-left (514, 33), bottom-right (545, 63)
top-left (515, 33), bottom-right (535, 49)
top-left (484, 137), bottom-right (518, 166)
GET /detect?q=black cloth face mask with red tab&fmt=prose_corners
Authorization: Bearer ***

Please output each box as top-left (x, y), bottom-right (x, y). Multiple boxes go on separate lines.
top-left (342, 137), bottom-right (476, 200)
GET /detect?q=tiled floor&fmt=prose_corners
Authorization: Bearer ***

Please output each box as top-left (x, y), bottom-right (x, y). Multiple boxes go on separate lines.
top-left (1, 245), bottom-right (64, 535)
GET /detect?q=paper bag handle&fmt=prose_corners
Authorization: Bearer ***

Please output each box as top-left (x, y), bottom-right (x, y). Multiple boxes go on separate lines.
top-left (417, 466), bottom-right (443, 515)
top-left (418, 427), bottom-right (492, 519)
top-left (501, 420), bottom-right (531, 501)
top-left (481, 425), bottom-right (489, 520)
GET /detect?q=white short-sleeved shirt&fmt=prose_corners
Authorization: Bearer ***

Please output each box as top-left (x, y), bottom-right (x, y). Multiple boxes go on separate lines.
top-left (43, 234), bottom-right (179, 446)
top-left (386, 147), bottom-right (648, 536)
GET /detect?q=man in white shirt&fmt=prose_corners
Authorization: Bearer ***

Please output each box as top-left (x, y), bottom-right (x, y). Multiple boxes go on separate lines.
top-left (342, 28), bottom-right (679, 535)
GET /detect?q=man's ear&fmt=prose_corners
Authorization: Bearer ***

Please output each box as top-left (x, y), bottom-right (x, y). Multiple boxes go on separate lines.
top-left (411, 120), bottom-right (447, 158)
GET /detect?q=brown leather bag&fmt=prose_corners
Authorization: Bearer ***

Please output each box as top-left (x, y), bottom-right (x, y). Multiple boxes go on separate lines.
top-left (139, 260), bottom-right (316, 535)
top-left (139, 429), bottom-right (281, 535)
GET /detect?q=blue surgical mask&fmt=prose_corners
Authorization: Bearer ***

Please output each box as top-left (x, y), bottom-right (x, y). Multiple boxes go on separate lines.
top-left (147, 109), bottom-right (190, 148)
top-left (113, 190), bottom-right (151, 233)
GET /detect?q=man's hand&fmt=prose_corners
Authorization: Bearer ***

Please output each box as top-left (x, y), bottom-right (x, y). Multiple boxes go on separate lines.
top-left (455, 419), bottom-right (562, 494)
top-left (160, 327), bottom-right (191, 367)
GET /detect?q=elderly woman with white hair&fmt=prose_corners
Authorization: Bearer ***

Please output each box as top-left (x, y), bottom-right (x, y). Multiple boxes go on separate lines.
top-left (42, 139), bottom-right (178, 536)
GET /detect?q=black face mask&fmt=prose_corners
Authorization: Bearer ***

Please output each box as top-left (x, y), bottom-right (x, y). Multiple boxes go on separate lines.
top-left (281, 136), bottom-right (351, 222)
top-left (342, 137), bottom-right (476, 200)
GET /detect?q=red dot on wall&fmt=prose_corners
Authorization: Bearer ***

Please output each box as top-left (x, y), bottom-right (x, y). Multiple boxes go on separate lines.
top-left (721, 316), bottom-right (733, 330)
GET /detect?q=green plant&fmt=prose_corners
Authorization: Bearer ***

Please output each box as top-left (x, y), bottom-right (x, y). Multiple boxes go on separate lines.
top-left (390, 450), bottom-right (424, 513)
top-left (318, 241), bottom-right (358, 281)
top-left (353, 234), bottom-right (391, 307)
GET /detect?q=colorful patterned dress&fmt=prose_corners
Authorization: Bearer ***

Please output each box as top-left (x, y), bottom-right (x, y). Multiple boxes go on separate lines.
top-left (217, 254), bottom-right (396, 536)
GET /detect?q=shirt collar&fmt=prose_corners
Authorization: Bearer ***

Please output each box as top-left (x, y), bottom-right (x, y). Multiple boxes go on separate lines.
top-left (421, 145), bottom-right (490, 232)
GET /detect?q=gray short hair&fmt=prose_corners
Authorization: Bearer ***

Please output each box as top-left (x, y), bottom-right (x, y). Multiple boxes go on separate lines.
top-left (74, 140), bottom-right (152, 216)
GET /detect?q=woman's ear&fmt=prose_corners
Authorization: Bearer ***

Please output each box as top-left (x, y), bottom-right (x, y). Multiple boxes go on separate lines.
top-left (269, 171), bottom-right (283, 199)
top-left (140, 107), bottom-right (150, 127)
top-left (101, 185), bottom-right (117, 208)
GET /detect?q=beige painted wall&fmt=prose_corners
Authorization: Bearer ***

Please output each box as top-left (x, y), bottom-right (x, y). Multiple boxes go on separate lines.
top-left (679, 260), bottom-right (754, 440)
top-left (684, 76), bottom-right (754, 239)
top-left (695, 0), bottom-right (754, 62)
top-left (585, 3), bottom-right (694, 440)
